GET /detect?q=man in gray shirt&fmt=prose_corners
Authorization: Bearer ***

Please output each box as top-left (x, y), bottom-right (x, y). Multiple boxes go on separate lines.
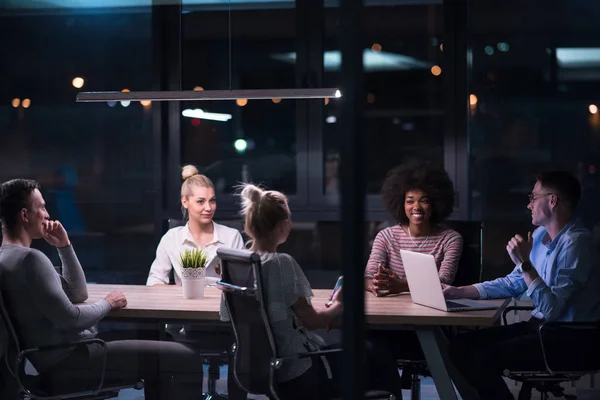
top-left (0, 179), bottom-right (203, 399)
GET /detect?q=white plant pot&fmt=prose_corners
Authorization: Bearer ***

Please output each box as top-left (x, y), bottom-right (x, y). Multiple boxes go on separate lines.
top-left (181, 268), bottom-right (206, 299)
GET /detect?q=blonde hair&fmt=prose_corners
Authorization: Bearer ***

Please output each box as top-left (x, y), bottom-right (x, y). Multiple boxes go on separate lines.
top-left (180, 165), bottom-right (215, 220)
top-left (180, 165), bottom-right (214, 197)
top-left (239, 184), bottom-right (290, 242)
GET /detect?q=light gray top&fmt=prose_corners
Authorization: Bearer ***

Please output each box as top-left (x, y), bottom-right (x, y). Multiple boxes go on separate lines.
top-left (0, 244), bottom-right (111, 372)
top-left (221, 252), bottom-right (325, 382)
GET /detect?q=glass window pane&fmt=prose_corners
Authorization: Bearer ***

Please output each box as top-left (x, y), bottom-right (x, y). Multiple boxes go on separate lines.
top-left (181, 5), bottom-right (298, 194)
top-left (323, 4), bottom-right (445, 196)
top-left (469, 1), bottom-right (600, 278)
top-left (1, 6), bottom-right (155, 284)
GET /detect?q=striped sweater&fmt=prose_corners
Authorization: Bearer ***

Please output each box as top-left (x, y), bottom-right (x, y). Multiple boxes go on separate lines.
top-left (365, 225), bottom-right (463, 285)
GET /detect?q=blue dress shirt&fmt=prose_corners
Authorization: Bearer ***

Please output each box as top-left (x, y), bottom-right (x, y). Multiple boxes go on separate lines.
top-left (474, 219), bottom-right (600, 322)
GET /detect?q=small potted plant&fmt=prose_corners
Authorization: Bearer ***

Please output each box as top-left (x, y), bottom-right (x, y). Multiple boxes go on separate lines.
top-left (180, 248), bottom-right (208, 299)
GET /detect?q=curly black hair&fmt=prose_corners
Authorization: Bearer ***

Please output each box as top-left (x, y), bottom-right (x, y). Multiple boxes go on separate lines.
top-left (381, 160), bottom-right (455, 225)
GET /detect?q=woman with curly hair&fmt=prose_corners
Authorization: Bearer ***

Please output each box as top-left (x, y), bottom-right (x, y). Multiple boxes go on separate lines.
top-left (363, 161), bottom-right (464, 388)
top-left (365, 160), bottom-right (463, 296)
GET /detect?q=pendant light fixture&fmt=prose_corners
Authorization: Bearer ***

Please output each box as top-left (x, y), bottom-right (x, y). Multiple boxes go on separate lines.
top-left (76, 2), bottom-right (341, 103)
top-left (76, 88), bottom-right (341, 103)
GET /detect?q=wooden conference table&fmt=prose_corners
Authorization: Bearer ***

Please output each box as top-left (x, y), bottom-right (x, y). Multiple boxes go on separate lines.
top-left (86, 284), bottom-right (510, 400)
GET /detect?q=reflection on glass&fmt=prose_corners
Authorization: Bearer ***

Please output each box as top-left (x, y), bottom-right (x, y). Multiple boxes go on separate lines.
top-left (181, 5), bottom-right (297, 195)
top-left (323, 4), bottom-right (444, 195)
top-left (0, 8), bottom-right (154, 284)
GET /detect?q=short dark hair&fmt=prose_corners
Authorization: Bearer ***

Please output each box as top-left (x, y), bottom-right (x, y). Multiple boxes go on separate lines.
top-left (381, 160), bottom-right (455, 225)
top-left (0, 179), bottom-right (40, 234)
top-left (535, 171), bottom-right (581, 212)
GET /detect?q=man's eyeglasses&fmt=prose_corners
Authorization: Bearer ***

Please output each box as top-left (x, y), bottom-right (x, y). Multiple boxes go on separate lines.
top-left (528, 192), bottom-right (555, 203)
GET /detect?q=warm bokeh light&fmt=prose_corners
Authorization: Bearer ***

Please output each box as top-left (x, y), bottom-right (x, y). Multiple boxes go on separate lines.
top-left (431, 65), bottom-right (442, 76)
top-left (22, 98), bottom-right (31, 108)
top-left (122, 88), bottom-right (130, 93)
top-left (191, 118), bottom-right (200, 127)
top-left (371, 43), bottom-right (382, 53)
top-left (236, 99), bottom-right (248, 107)
top-left (366, 93), bottom-right (375, 103)
top-left (11, 98), bottom-right (20, 108)
top-left (589, 104), bottom-right (598, 115)
top-left (440, 43), bottom-right (444, 52)
top-left (272, 98), bottom-right (282, 104)
top-left (140, 100), bottom-right (152, 107)
top-left (72, 77), bottom-right (84, 89)
top-left (324, 98), bottom-right (330, 105)
top-left (469, 94), bottom-right (478, 106)
top-left (193, 86), bottom-right (204, 91)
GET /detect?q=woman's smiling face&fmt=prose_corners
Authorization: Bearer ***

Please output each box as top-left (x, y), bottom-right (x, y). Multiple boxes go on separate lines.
top-left (404, 189), bottom-right (433, 226)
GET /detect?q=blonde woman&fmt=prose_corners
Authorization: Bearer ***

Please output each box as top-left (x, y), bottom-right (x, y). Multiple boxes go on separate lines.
top-left (221, 184), bottom-right (402, 399)
top-left (147, 165), bottom-right (245, 286)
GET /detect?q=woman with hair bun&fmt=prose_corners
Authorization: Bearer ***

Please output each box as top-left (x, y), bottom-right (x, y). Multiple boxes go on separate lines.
top-left (220, 183), bottom-right (402, 399)
top-left (146, 166), bottom-right (248, 399)
top-left (147, 165), bottom-right (245, 286)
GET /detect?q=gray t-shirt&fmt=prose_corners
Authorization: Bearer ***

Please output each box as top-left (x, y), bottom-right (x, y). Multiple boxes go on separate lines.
top-left (221, 252), bottom-right (325, 382)
top-left (0, 244), bottom-right (111, 373)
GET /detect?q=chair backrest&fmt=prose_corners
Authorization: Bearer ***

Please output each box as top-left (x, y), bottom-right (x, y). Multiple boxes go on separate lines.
top-left (0, 278), bottom-right (23, 386)
top-left (168, 219), bottom-right (185, 230)
top-left (162, 219), bottom-right (185, 284)
top-left (216, 247), bottom-right (278, 397)
top-left (441, 220), bottom-right (484, 287)
top-left (0, 293), bottom-right (19, 399)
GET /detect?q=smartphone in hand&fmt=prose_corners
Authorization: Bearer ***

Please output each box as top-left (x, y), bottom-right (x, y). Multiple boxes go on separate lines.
top-left (328, 276), bottom-right (344, 305)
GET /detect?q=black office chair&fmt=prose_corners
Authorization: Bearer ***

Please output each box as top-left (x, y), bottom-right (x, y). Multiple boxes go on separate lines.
top-left (442, 220), bottom-right (483, 287)
top-left (216, 247), bottom-right (395, 400)
top-left (164, 218), bottom-right (185, 285)
top-left (0, 287), bottom-right (142, 400)
top-left (501, 306), bottom-right (600, 400)
top-left (395, 221), bottom-right (484, 400)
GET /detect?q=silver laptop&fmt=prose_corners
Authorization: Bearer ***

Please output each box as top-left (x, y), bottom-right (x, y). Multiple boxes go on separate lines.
top-left (400, 250), bottom-right (498, 312)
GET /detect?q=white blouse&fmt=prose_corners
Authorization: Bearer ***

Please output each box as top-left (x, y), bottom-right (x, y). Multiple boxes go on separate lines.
top-left (146, 221), bottom-right (245, 286)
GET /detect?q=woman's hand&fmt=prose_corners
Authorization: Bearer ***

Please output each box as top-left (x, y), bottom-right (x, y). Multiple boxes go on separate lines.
top-left (325, 286), bottom-right (343, 308)
top-left (372, 264), bottom-right (405, 296)
top-left (325, 288), bottom-right (342, 331)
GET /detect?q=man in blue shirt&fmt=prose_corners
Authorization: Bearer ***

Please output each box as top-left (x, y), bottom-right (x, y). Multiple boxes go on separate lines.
top-left (443, 171), bottom-right (600, 400)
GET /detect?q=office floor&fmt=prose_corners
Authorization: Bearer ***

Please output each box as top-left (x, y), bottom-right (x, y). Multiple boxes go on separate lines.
top-left (115, 366), bottom-right (600, 399)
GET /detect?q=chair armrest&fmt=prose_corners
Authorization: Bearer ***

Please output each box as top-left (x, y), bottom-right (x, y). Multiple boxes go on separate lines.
top-left (294, 349), bottom-right (342, 359)
top-left (19, 338), bottom-right (106, 356)
top-left (16, 338), bottom-right (109, 398)
top-left (272, 349), bottom-right (342, 369)
top-left (502, 305), bottom-right (535, 325)
top-left (537, 321), bottom-right (600, 375)
top-left (216, 281), bottom-right (257, 296)
top-left (365, 390), bottom-right (395, 399)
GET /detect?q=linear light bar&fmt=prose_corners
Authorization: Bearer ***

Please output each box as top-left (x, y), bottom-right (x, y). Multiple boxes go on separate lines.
top-left (76, 88), bottom-right (342, 103)
top-left (182, 108), bottom-right (232, 122)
